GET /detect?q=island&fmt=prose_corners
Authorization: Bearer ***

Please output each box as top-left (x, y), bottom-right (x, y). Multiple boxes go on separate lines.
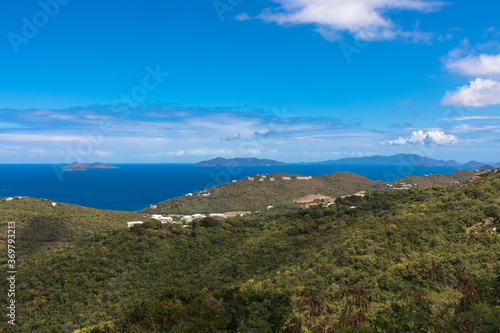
top-left (62, 162), bottom-right (119, 171)
top-left (195, 157), bottom-right (287, 166)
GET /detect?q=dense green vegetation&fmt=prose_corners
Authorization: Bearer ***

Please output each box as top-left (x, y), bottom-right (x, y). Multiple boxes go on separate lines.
top-left (0, 197), bottom-right (144, 254)
top-left (0, 169), bottom-right (497, 332)
top-left (141, 170), bottom-right (474, 216)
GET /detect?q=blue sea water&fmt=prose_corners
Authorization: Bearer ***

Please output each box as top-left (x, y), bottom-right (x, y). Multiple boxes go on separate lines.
top-left (0, 164), bottom-right (462, 212)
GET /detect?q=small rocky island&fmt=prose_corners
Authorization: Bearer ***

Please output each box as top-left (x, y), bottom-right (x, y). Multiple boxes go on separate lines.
top-left (195, 157), bottom-right (287, 166)
top-left (62, 162), bottom-right (119, 171)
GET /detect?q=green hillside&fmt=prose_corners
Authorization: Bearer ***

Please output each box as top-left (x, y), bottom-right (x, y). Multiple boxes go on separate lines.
top-left (0, 197), bottom-right (144, 254)
top-left (392, 169), bottom-right (476, 188)
top-left (140, 170), bottom-right (475, 216)
top-left (139, 172), bottom-right (384, 216)
top-left (1, 170), bottom-right (499, 332)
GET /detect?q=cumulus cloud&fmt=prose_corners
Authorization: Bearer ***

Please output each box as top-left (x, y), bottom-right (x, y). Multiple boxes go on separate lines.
top-left (446, 54), bottom-right (500, 78)
top-left (381, 130), bottom-right (458, 145)
top-left (245, 0), bottom-right (446, 42)
top-left (441, 78), bottom-right (500, 107)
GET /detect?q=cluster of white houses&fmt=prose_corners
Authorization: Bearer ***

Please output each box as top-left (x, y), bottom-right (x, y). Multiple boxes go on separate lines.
top-left (127, 213), bottom-right (227, 227)
top-left (386, 183), bottom-right (418, 190)
top-left (246, 174), bottom-right (313, 182)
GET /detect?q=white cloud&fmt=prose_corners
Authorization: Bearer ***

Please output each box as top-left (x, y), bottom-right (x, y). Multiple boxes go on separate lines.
top-left (381, 130), bottom-right (458, 145)
top-left (0, 133), bottom-right (86, 142)
top-left (451, 124), bottom-right (500, 133)
top-left (441, 78), bottom-right (500, 107)
top-left (446, 54), bottom-right (500, 78)
top-left (29, 148), bottom-right (51, 157)
top-left (93, 150), bottom-right (114, 156)
top-left (246, 0), bottom-right (446, 42)
top-left (438, 115), bottom-right (500, 121)
top-left (222, 131), bottom-right (242, 141)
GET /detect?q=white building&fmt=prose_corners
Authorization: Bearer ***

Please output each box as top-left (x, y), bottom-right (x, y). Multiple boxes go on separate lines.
top-left (269, 178), bottom-right (275, 182)
top-left (127, 221), bottom-right (144, 228)
top-left (232, 180), bottom-right (237, 183)
top-left (185, 193), bottom-right (193, 197)
top-left (247, 177), bottom-right (254, 181)
top-left (150, 205), bottom-right (157, 209)
top-left (282, 177), bottom-right (291, 180)
top-left (209, 213), bottom-right (227, 219)
top-left (5, 197), bottom-right (13, 201)
top-left (296, 176), bottom-right (312, 180)
top-left (191, 214), bottom-right (206, 219)
top-left (160, 217), bottom-right (173, 223)
top-left (51, 202), bottom-right (58, 207)
top-left (201, 193), bottom-right (211, 197)
top-left (181, 216), bottom-right (193, 222)
top-left (267, 206), bottom-right (274, 209)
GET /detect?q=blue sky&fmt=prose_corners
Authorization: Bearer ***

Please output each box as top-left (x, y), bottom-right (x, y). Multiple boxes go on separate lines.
top-left (1, 0), bottom-right (500, 163)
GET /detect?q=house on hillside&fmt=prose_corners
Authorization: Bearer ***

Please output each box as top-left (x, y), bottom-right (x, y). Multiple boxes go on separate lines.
top-left (282, 177), bottom-right (291, 180)
top-left (51, 202), bottom-right (58, 207)
top-left (209, 213), bottom-right (227, 219)
top-left (6, 197), bottom-right (13, 201)
top-left (152, 214), bottom-right (174, 223)
top-left (181, 216), bottom-right (193, 222)
top-left (160, 217), bottom-right (173, 223)
top-left (185, 193), bottom-right (193, 197)
top-left (267, 206), bottom-right (274, 209)
top-left (191, 214), bottom-right (206, 219)
top-left (296, 176), bottom-right (312, 180)
top-left (248, 177), bottom-right (254, 181)
top-left (150, 205), bottom-right (157, 209)
top-left (269, 178), bottom-right (275, 182)
top-left (127, 221), bottom-right (144, 227)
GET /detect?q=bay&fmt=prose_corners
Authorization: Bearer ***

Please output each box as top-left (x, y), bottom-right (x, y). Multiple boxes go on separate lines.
top-left (0, 164), bottom-right (461, 211)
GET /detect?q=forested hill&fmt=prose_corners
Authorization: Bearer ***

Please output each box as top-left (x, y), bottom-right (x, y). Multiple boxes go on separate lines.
top-left (0, 197), bottom-right (144, 254)
top-left (140, 170), bottom-right (475, 215)
top-left (2, 169), bottom-right (499, 332)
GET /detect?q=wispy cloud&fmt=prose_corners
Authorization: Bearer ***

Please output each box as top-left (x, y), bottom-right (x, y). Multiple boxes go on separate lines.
top-left (239, 0), bottom-right (447, 42)
top-left (0, 106), bottom-right (380, 162)
top-left (439, 115), bottom-right (500, 121)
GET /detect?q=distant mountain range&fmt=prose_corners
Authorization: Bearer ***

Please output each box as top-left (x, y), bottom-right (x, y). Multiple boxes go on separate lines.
top-left (313, 154), bottom-right (462, 166)
top-left (308, 154), bottom-right (499, 168)
top-left (62, 162), bottom-right (118, 171)
top-left (195, 157), bottom-right (287, 166)
top-left (196, 154), bottom-right (499, 169)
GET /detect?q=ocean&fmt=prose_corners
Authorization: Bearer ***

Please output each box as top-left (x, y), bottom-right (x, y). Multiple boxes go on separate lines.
top-left (0, 164), bottom-right (462, 212)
